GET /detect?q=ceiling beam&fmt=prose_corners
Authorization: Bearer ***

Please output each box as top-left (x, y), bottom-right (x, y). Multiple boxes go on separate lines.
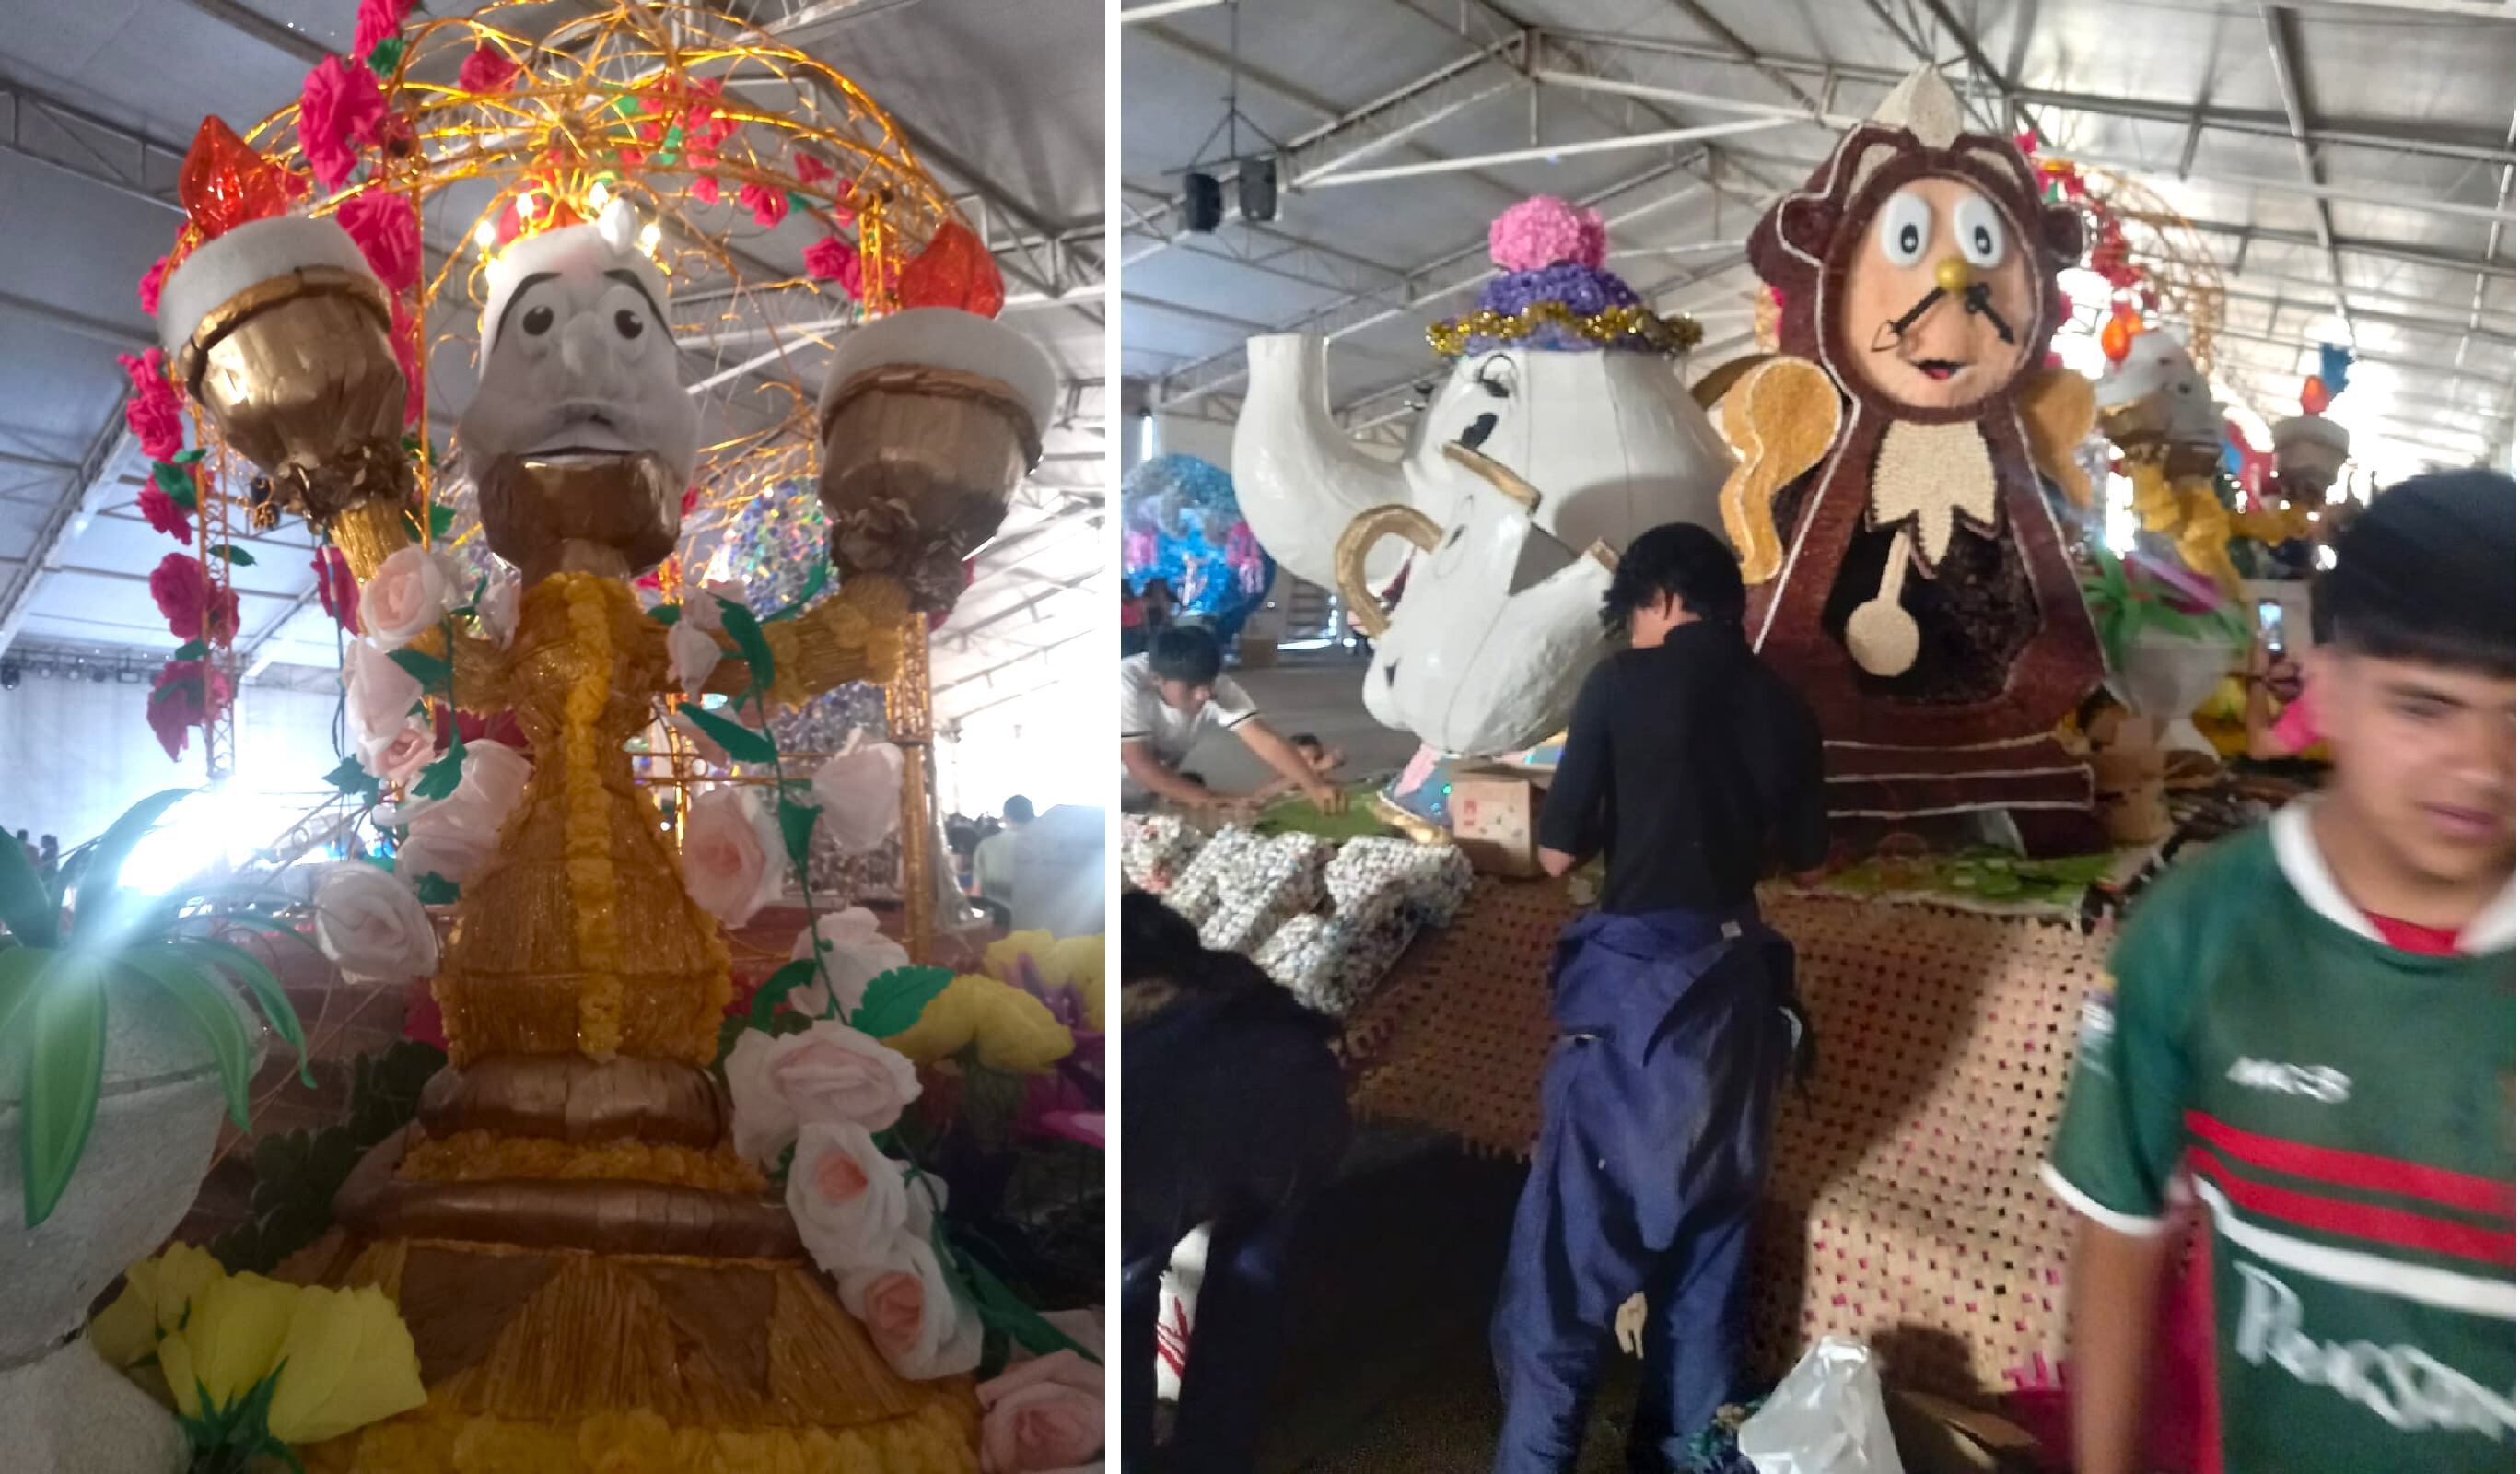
top-left (0, 423), bottom-right (134, 656)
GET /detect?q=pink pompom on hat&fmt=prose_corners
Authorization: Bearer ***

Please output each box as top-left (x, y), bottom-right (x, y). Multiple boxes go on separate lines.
top-left (1430, 194), bottom-right (1698, 357)
top-left (1488, 195), bottom-right (1607, 272)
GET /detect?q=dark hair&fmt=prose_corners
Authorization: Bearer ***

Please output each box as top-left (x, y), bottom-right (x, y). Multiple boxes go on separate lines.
top-left (1121, 890), bottom-right (1205, 982)
top-left (2313, 469), bottom-right (2514, 674)
top-left (1289, 732), bottom-right (1323, 752)
top-left (1601, 522), bottom-right (1746, 634)
top-left (1002, 795), bottom-right (1035, 823)
top-left (1149, 626), bottom-right (1224, 684)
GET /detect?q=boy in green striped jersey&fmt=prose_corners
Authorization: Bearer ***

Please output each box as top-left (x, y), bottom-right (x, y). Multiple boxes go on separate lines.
top-left (2048, 470), bottom-right (2514, 1473)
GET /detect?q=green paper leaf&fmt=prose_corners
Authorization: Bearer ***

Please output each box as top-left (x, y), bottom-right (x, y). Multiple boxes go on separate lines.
top-left (172, 938), bottom-right (312, 1088)
top-left (747, 958), bottom-right (821, 1029)
top-left (412, 872), bottom-right (460, 905)
top-left (151, 461), bottom-right (192, 497)
top-left (366, 35), bottom-right (406, 77)
top-left (426, 502), bottom-right (456, 541)
top-left (173, 448), bottom-right (205, 465)
top-left (173, 640), bottom-right (208, 661)
top-left (122, 951), bottom-right (253, 1130)
top-left (19, 951), bottom-right (108, 1226)
top-left (765, 559), bottom-right (830, 623)
top-left (388, 648), bottom-right (451, 691)
top-left (850, 965), bottom-right (955, 1041)
top-left (776, 797), bottom-right (822, 869)
top-left (647, 603), bottom-right (682, 626)
top-left (674, 701), bottom-right (777, 766)
top-left (786, 191), bottom-right (811, 213)
top-left (719, 600), bottom-right (776, 696)
top-left (210, 544), bottom-right (257, 567)
top-left (412, 728), bottom-right (466, 801)
top-left (323, 755), bottom-right (381, 803)
top-left (0, 822), bottom-right (58, 948)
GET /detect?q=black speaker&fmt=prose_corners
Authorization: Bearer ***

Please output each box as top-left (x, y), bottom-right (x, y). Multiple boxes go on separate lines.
top-left (1182, 170), bottom-right (1223, 232)
top-left (1237, 157), bottom-right (1277, 223)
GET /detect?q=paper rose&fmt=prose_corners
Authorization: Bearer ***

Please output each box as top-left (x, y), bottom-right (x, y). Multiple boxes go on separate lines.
top-left (793, 148), bottom-right (834, 186)
top-left (137, 255), bottom-right (169, 316)
top-left (300, 54), bottom-right (389, 193)
top-left (837, 1234), bottom-right (983, 1382)
top-left (787, 1120), bottom-right (912, 1274)
top-left (680, 579), bottom-right (750, 633)
top-left (789, 906), bottom-right (909, 1020)
top-left (389, 826), bottom-right (468, 893)
top-left (118, 348), bottom-right (185, 462)
top-left (158, 1271), bottom-right (299, 1419)
top-left (314, 545), bottom-right (361, 635)
top-left (1489, 194), bottom-right (1606, 273)
top-left (804, 237), bottom-right (863, 298)
top-left (475, 567), bottom-right (520, 648)
top-left (89, 1242), bottom-right (228, 1366)
top-left (811, 732), bottom-right (905, 853)
top-left (360, 720), bottom-right (435, 786)
top-left (263, 1281), bottom-right (427, 1445)
top-left (739, 181), bottom-right (790, 230)
top-left (391, 741), bottom-right (531, 883)
top-left (138, 485), bottom-right (192, 542)
top-left (352, 0), bottom-right (413, 62)
top-left (456, 42), bottom-right (520, 95)
top-left (689, 175), bottom-right (721, 206)
top-left (667, 618), bottom-right (723, 698)
top-left (146, 660), bottom-right (229, 761)
top-left (338, 187), bottom-right (422, 295)
top-left (343, 638), bottom-right (424, 766)
top-left (359, 544), bottom-right (459, 649)
top-left (310, 860), bottom-right (439, 983)
top-left (979, 1350), bottom-right (1104, 1474)
top-left (725, 1021), bottom-right (923, 1167)
top-left (149, 552), bottom-right (240, 644)
top-left (680, 786), bottom-right (786, 927)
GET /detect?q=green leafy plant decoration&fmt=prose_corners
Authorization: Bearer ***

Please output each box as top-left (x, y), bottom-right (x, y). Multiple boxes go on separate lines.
top-left (214, 1041), bottom-right (445, 1274)
top-left (2081, 547), bottom-right (2248, 674)
top-left (0, 789), bottom-right (312, 1227)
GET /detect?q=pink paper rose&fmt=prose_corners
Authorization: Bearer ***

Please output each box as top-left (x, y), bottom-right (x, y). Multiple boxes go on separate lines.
top-left (978, 1351), bottom-right (1103, 1473)
top-left (457, 43), bottom-right (520, 96)
top-left (803, 236), bottom-right (862, 298)
top-left (138, 485), bottom-right (192, 543)
top-left (786, 1120), bottom-right (910, 1274)
top-left (361, 720), bottom-right (435, 786)
top-left (793, 149), bottom-right (832, 186)
top-left (740, 181), bottom-right (789, 230)
top-left (837, 1234), bottom-right (982, 1381)
top-left (301, 55), bottom-right (389, 193)
top-left (810, 731), bottom-right (904, 854)
top-left (353, 0), bottom-right (412, 61)
top-left (342, 638), bottom-right (425, 772)
top-left (137, 255), bottom-right (169, 316)
top-left (149, 553), bottom-right (239, 644)
top-left (357, 544), bottom-right (458, 649)
top-left (680, 786), bottom-right (786, 926)
top-left (724, 1021), bottom-right (923, 1166)
top-left (338, 188), bottom-right (422, 294)
top-left (689, 176), bottom-right (720, 206)
top-left (117, 349), bottom-right (185, 462)
top-left (391, 741), bottom-right (531, 883)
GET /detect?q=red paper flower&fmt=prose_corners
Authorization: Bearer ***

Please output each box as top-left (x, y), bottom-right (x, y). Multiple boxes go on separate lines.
top-left (314, 544), bottom-right (360, 634)
top-left (638, 121), bottom-right (666, 145)
top-left (337, 187), bottom-right (422, 294)
top-left (617, 146), bottom-right (647, 169)
top-left (740, 181), bottom-right (788, 230)
top-left (390, 302), bottom-right (424, 427)
top-left (793, 149), bottom-right (832, 186)
top-left (681, 484), bottom-right (703, 516)
top-left (138, 256), bottom-right (170, 317)
top-left (689, 176), bottom-right (720, 205)
top-left (117, 349), bottom-right (186, 462)
top-left (457, 43), bottom-right (520, 96)
top-left (300, 55), bottom-right (389, 193)
top-left (803, 236), bottom-right (863, 299)
top-left (146, 659), bottom-right (233, 762)
top-left (139, 485), bottom-right (192, 543)
top-left (149, 553), bottom-right (240, 644)
top-left (353, 0), bottom-right (413, 60)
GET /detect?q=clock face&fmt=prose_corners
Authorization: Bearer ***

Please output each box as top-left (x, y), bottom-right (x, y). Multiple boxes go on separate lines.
top-left (1836, 174), bottom-right (2040, 413)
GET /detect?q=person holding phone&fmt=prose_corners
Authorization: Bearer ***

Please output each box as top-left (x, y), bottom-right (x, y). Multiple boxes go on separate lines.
top-left (2244, 599), bottom-right (2322, 760)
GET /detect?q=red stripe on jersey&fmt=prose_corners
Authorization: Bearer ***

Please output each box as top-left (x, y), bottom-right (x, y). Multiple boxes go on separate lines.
top-left (2185, 1109), bottom-right (2514, 1220)
top-left (2189, 1150), bottom-right (2517, 1266)
top-left (2190, 1214), bottom-right (2222, 1474)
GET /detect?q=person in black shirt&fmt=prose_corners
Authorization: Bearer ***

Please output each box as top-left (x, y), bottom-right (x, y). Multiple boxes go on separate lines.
top-left (1491, 523), bottom-right (1827, 1474)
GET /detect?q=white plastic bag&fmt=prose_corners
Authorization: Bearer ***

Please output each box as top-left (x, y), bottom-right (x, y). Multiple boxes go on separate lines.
top-left (1732, 1338), bottom-right (1906, 1474)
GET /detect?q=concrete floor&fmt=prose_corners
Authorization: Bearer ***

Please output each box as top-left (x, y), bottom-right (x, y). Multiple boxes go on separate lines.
top-left (1175, 653), bottom-right (1422, 798)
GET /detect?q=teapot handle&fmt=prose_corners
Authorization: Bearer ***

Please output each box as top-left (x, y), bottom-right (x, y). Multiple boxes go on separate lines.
top-left (1334, 504), bottom-right (1442, 638)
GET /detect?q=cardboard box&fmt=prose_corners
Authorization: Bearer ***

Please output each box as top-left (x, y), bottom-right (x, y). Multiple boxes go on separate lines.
top-left (1447, 766), bottom-right (1546, 878)
top-left (1884, 1387), bottom-right (2049, 1474)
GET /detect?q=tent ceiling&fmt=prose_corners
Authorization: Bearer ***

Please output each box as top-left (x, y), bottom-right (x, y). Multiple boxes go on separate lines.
top-left (0, 0), bottom-right (1105, 743)
top-left (1121, 0), bottom-right (2515, 475)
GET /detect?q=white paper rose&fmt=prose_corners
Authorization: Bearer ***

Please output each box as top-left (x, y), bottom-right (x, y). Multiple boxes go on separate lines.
top-left (342, 640), bottom-right (423, 768)
top-left (310, 861), bottom-right (440, 983)
top-left (680, 787), bottom-right (786, 926)
top-left (724, 1021), bottom-right (923, 1167)
top-left (476, 567), bottom-right (521, 649)
top-left (390, 828), bottom-right (468, 892)
top-left (358, 545), bottom-right (459, 649)
top-left (838, 1232), bottom-right (983, 1382)
top-left (666, 709), bottom-right (729, 768)
top-left (978, 1349), bottom-right (1104, 1474)
top-left (390, 740), bottom-right (532, 883)
top-left (667, 618), bottom-right (723, 699)
top-left (788, 906), bottom-right (909, 1021)
top-left (681, 578), bottom-right (750, 632)
top-left (361, 721), bottom-right (436, 786)
top-left (787, 1120), bottom-right (911, 1274)
top-left (811, 731), bottom-right (905, 854)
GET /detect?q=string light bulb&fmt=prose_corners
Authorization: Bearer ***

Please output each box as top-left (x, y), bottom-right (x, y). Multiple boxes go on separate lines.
top-left (473, 218), bottom-right (496, 250)
top-left (588, 179), bottom-right (611, 212)
top-left (637, 220), bottom-right (662, 255)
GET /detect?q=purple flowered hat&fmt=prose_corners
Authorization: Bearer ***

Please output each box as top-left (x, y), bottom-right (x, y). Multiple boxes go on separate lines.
top-left (1428, 195), bottom-right (1700, 357)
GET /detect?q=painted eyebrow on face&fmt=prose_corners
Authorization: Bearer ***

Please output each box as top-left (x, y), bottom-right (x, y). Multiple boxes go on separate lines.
top-left (493, 273), bottom-right (560, 347)
top-left (604, 270), bottom-right (670, 331)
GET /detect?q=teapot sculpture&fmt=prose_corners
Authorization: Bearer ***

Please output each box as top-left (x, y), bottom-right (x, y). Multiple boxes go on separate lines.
top-left (1231, 196), bottom-right (1734, 757)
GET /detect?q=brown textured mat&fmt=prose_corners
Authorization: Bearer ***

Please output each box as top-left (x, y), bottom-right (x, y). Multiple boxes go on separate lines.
top-left (1343, 884), bottom-right (2105, 1398)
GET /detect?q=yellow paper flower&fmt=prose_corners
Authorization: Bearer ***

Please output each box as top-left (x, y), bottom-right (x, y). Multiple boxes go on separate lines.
top-left (267, 1282), bottom-right (429, 1445)
top-left (881, 973), bottom-right (985, 1064)
top-left (159, 1271), bottom-right (298, 1417)
top-left (982, 930), bottom-right (1058, 984)
top-left (966, 984), bottom-right (1075, 1074)
top-left (91, 1241), bottom-right (225, 1367)
top-left (1046, 935), bottom-right (1104, 1033)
